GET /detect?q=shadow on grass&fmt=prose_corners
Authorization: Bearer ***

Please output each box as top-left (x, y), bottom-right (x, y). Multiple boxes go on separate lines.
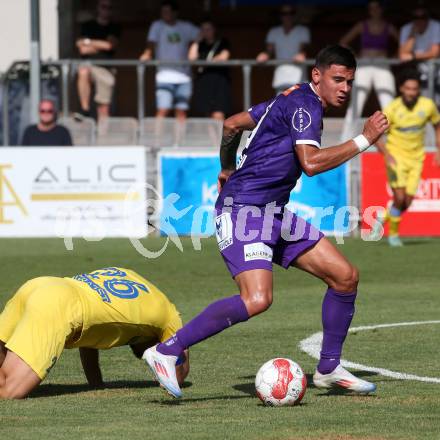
top-left (234, 381), bottom-right (312, 407)
top-left (401, 240), bottom-right (431, 246)
top-left (316, 387), bottom-right (380, 397)
top-left (30, 380), bottom-right (193, 398)
top-left (154, 394), bottom-right (252, 405)
top-left (156, 371), bottom-right (373, 406)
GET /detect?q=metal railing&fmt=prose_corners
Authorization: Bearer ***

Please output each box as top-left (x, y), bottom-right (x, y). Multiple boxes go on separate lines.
top-left (2, 57), bottom-right (439, 146)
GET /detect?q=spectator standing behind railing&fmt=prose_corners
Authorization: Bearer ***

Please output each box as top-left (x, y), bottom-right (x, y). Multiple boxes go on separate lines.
top-left (140, 1), bottom-right (199, 122)
top-left (189, 19), bottom-right (232, 121)
top-left (399, 1), bottom-right (440, 106)
top-left (340, 0), bottom-right (399, 140)
top-left (256, 4), bottom-right (310, 95)
top-left (75, 0), bottom-right (120, 121)
top-left (21, 100), bottom-right (73, 146)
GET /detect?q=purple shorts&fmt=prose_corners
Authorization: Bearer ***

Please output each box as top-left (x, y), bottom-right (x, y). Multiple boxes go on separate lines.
top-left (215, 205), bottom-right (324, 278)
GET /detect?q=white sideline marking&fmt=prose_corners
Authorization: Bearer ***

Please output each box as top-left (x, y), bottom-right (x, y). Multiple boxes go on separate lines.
top-left (299, 320), bottom-right (440, 383)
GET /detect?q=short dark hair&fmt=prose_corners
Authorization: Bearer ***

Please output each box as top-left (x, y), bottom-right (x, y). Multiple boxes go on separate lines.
top-left (315, 45), bottom-right (357, 71)
top-left (399, 69), bottom-right (421, 86)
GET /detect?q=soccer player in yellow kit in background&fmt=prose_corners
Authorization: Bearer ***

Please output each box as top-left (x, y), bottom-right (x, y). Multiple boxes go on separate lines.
top-left (0, 267), bottom-right (189, 398)
top-left (371, 71), bottom-right (440, 246)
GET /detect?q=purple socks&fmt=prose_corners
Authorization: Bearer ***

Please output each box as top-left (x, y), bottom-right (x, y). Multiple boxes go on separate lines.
top-left (157, 288), bottom-right (355, 375)
top-left (157, 295), bottom-right (249, 357)
top-left (317, 288), bottom-right (357, 375)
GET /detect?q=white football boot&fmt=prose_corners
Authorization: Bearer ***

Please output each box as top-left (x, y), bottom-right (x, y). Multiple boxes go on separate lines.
top-left (142, 345), bottom-right (182, 398)
top-left (313, 365), bottom-right (377, 394)
top-left (388, 235), bottom-right (403, 247)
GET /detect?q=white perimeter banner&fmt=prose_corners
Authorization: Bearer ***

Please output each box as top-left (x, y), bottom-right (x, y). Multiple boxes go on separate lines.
top-left (0, 147), bottom-right (147, 238)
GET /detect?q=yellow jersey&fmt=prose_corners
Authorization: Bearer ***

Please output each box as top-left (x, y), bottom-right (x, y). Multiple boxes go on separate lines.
top-left (0, 268), bottom-right (182, 379)
top-left (383, 96), bottom-right (440, 161)
top-left (66, 267), bottom-right (181, 349)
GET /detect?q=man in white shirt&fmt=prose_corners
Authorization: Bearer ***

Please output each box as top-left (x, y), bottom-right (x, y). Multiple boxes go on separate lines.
top-left (256, 4), bottom-right (311, 94)
top-left (140, 1), bottom-right (199, 120)
top-left (399, 2), bottom-right (440, 105)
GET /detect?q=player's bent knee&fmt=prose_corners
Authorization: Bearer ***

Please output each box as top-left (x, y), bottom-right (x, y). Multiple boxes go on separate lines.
top-left (242, 290), bottom-right (273, 316)
top-left (0, 372), bottom-right (39, 399)
top-left (351, 265), bottom-right (360, 288)
top-left (331, 264), bottom-right (359, 293)
top-left (0, 384), bottom-right (25, 399)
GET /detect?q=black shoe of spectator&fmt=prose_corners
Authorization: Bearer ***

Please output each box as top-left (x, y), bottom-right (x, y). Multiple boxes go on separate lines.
top-left (73, 109), bottom-right (91, 121)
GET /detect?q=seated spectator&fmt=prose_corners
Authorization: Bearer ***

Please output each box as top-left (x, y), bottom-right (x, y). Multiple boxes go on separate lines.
top-left (76, 0), bottom-right (120, 121)
top-left (340, 0), bottom-right (399, 139)
top-left (399, 2), bottom-right (440, 106)
top-left (256, 4), bottom-right (310, 95)
top-left (189, 19), bottom-right (232, 120)
top-left (21, 100), bottom-right (72, 146)
top-left (140, 1), bottom-right (199, 122)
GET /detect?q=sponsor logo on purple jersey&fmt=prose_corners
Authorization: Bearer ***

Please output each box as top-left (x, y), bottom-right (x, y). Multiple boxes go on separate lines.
top-left (217, 83), bottom-right (324, 208)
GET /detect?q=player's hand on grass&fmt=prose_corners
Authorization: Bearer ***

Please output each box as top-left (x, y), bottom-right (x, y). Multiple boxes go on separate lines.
top-left (362, 111), bottom-right (389, 145)
top-left (217, 169), bottom-right (234, 193)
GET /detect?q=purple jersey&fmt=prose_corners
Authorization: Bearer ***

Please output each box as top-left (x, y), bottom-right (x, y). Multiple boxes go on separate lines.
top-left (217, 82), bottom-right (323, 207)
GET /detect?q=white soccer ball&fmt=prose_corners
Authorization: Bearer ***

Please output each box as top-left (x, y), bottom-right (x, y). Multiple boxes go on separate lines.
top-left (255, 358), bottom-right (307, 406)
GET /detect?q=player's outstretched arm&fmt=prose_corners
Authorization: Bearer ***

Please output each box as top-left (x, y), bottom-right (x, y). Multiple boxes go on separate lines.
top-left (79, 348), bottom-right (104, 389)
top-left (296, 111), bottom-right (389, 176)
top-left (218, 112), bottom-right (256, 191)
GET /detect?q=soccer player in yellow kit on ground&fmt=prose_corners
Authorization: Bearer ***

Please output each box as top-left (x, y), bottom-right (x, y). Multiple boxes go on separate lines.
top-left (0, 267), bottom-right (189, 399)
top-left (370, 71), bottom-right (440, 246)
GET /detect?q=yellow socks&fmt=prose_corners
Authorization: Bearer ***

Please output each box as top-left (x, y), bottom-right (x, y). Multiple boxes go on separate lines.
top-left (388, 215), bottom-right (402, 237)
top-left (387, 206), bottom-right (403, 237)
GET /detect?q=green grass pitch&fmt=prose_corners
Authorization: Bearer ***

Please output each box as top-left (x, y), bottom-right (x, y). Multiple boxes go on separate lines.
top-left (0, 237), bottom-right (439, 440)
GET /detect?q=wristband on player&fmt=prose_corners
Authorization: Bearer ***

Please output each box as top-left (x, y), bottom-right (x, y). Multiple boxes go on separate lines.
top-left (352, 134), bottom-right (371, 152)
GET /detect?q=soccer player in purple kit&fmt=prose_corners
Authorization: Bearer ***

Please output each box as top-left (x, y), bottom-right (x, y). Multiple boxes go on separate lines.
top-left (143, 45), bottom-right (389, 398)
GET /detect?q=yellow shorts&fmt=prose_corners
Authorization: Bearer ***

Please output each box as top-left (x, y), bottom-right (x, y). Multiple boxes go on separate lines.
top-left (386, 155), bottom-right (424, 196)
top-left (0, 277), bottom-right (83, 379)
